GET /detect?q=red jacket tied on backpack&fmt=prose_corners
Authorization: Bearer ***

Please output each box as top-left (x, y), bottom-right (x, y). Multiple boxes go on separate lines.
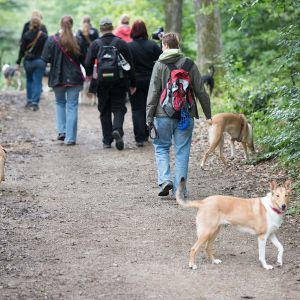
top-left (160, 60), bottom-right (194, 118)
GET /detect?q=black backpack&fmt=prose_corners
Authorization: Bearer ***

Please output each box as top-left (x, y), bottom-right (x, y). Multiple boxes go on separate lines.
top-left (96, 37), bottom-right (123, 83)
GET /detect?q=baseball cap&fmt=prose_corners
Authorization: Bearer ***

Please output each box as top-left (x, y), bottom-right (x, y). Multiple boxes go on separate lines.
top-left (100, 17), bottom-right (113, 26)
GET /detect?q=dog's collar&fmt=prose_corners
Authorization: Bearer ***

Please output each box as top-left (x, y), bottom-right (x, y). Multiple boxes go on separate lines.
top-left (271, 206), bottom-right (283, 215)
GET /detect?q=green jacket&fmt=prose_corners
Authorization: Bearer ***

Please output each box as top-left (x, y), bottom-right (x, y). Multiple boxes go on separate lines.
top-left (146, 49), bottom-right (211, 123)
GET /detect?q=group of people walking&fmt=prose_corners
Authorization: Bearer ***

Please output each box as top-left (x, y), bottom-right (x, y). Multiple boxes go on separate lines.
top-left (16, 10), bottom-right (211, 197)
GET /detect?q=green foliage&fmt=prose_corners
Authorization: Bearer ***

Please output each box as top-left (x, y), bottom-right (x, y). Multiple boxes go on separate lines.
top-left (0, 0), bottom-right (24, 66)
top-left (219, 0), bottom-right (300, 196)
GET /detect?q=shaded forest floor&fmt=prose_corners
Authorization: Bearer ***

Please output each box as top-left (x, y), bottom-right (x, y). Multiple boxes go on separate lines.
top-left (0, 91), bottom-right (299, 300)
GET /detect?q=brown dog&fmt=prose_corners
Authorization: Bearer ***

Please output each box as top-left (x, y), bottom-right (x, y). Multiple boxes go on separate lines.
top-left (201, 113), bottom-right (255, 168)
top-left (0, 145), bottom-right (7, 183)
top-left (176, 177), bottom-right (292, 270)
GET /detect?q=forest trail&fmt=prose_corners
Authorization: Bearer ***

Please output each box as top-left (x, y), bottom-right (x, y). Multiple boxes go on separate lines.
top-left (0, 91), bottom-right (299, 300)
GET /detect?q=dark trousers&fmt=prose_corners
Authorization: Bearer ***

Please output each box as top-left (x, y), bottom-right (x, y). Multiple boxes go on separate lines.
top-left (130, 78), bottom-right (150, 143)
top-left (97, 82), bottom-right (127, 145)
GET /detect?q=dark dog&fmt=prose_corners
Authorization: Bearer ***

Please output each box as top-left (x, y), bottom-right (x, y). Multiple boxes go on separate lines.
top-left (2, 64), bottom-right (22, 91)
top-left (202, 65), bottom-right (215, 95)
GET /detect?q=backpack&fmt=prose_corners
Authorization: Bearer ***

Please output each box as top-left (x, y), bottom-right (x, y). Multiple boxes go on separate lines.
top-left (96, 37), bottom-right (123, 83)
top-left (160, 58), bottom-right (194, 119)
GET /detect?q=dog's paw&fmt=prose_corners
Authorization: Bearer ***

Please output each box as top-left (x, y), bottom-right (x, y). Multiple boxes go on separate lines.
top-left (189, 262), bottom-right (198, 270)
top-left (276, 260), bottom-right (283, 267)
top-left (212, 259), bottom-right (222, 265)
top-left (263, 264), bottom-right (274, 270)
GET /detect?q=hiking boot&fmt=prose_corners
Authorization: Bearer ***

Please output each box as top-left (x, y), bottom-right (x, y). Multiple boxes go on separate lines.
top-left (31, 104), bottom-right (39, 111)
top-left (57, 133), bottom-right (66, 141)
top-left (136, 142), bottom-right (144, 147)
top-left (65, 141), bottom-right (76, 146)
top-left (158, 180), bottom-right (173, 196)
top-left (112, 130), bottom-right (124, 150)
top-left (103, 143), bottom-right (112, 149)
top-left (24, 102), bottom-right (32, 109)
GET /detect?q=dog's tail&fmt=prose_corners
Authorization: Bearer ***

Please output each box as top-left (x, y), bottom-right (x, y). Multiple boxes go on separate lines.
top-left (0, 157), bottom-right (5, 182)
top-left (176, 177), bottom-right (203, 208)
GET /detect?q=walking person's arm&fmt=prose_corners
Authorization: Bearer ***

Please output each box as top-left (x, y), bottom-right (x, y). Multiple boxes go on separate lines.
top-left (84, 41), bottom-right (98, 76)
top-left (16, 36), bottom-right (27, 68)
top-left (41, 36), bottom-right (53, 63)
top-left (146, 62), bottom-right (162, 124)
top-left (190, 64), bottom-right (212, 120)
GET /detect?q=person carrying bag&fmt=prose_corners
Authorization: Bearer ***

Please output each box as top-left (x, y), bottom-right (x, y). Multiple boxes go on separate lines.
top-left (41, 15), bottom-right (85, 145)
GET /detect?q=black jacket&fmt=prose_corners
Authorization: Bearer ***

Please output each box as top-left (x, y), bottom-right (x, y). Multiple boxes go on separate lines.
top-left (20, 21), bottom-right (48, 41)
top-left (128, 39), bottom-right (162, 80)
top-left (85, 33), bottom-right (136, 87)
top-left (16, 30), bottom-right (48, 64)
top-left (76, 27), bottom-right (99, 59)
top-left (41, 33), bottom-right (85, 87)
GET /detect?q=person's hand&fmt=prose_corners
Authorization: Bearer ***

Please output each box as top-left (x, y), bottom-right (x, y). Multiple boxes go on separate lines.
top-left (147, 121), bottom-right (154, 129)
top-left (129, 87), bottom-right (136, 95)
top-left (15, 64), bottom-right (20, 71)
top-left (147, 121), bottom-right (159, 139)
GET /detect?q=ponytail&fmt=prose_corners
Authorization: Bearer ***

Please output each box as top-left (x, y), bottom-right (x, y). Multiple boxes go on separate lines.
top-left (60, 15), bottom-right (80, 55)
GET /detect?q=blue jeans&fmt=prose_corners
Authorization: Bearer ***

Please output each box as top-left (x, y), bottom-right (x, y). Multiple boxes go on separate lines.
top-left (24, 58), bottom-right (46, 105)
top-left (53, 86), bottom-right (82, 144)
top-left (152, 116), bottom-right (194, 195)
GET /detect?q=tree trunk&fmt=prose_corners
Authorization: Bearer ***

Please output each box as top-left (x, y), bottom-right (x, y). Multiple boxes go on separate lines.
top-left (194, 0), bottom-right (223, 74)
top-left (165, 0), bottom-right (183, 36)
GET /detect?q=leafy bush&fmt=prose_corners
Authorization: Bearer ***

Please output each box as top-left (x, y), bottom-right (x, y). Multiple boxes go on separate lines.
top-left (219, 1), bottom-right (300, 194)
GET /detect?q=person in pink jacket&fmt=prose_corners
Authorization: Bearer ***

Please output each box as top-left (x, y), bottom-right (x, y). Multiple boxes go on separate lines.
top-left (113, 14), bottom-right (132, 43)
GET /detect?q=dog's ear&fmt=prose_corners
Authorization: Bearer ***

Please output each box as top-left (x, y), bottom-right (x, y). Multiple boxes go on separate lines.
top-left (284, 180), bottom-right (292, 193)
top-left (269, 180), bottom-right (277, 191)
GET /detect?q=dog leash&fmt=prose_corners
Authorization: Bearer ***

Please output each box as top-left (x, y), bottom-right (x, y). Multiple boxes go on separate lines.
top-left (148, 122), bottom-right (159, 140)
top-left (25, 30), bottom-right (42, 54)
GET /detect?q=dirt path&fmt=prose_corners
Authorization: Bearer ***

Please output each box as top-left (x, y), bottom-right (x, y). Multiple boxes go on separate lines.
top-left (0, 91), bottom-right (299, 300)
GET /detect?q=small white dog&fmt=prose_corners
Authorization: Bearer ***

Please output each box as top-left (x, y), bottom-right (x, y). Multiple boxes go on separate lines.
top-left (2, 64), bottom-right (21, 91)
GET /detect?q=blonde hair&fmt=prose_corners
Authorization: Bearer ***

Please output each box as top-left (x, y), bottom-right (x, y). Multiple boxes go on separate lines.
top-left (60, 15), bottom-right (80, 55)
top-left (29, 17), bottom-right (41, 31)
top-left (120, 14), bottom-right (130, 25)
top-left (82, 22), bottom-right (90, 37)
top-left (82, 15), bottom-right (91, 24)
top-left (31, 9), bottom-right (43, 20)
top-left (81, 16), bottom-right (91, 38)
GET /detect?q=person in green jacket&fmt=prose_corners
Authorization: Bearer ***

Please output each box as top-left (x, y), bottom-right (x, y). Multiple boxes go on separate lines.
top-left (146, 32), bottom-right (212, 197)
